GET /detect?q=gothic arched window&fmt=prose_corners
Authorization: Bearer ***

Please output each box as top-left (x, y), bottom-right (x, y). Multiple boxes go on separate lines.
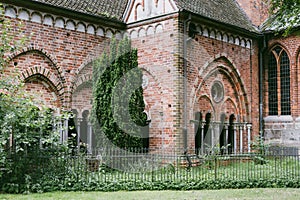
top-left (268, 46), bottom-right (291, 115)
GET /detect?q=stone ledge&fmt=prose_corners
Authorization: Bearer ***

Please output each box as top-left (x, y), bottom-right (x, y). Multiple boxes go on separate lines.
top-left (264, 115), bottom-right (293, 122)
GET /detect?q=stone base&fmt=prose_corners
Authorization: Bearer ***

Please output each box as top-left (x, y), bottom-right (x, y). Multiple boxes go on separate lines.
top-left (264, 116), bottom-right (300, 148)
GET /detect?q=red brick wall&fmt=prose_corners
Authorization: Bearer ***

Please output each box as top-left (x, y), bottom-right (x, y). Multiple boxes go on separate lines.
top-left (3, 6), bottom-right (262, 150)
top-left (266, 33), bottom-right (300, 118)
top-left (236, 0), bottom-right (269, 27)
top-left (129, 13), bottom-right (261, 150)
top-left (6, 17), bottom-right (110, 114)
top-left (24, 78), bottom-right (61, 109)
top-left (263, 32), bottom-right (300, 146)
top-left (130, 14), bottom-right (181, 150)
top-left (185, 33), bottom-right (260, 150)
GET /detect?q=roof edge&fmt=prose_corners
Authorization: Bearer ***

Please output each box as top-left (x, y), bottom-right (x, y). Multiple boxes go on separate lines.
top-left (1, 0), bottom-right (127, 29)
top-left (180, 10), bottom-right (262, 38)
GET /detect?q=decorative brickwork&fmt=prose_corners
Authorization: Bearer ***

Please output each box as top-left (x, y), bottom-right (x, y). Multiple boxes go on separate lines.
top-left (264, 32), bottom-right (300, 146)
top-left (2, 0), bottom-right (300, 151)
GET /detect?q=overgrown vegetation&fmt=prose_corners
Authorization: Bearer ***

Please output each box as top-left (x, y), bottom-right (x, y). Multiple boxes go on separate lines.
top-left (266, 0), bottom-right (300, 36)
top-left (91, 37), bottom-right (148, 149)
top-left (1, 152), bottom-right (299, 193)
top-left (0, 5), bottom-right (69, 194)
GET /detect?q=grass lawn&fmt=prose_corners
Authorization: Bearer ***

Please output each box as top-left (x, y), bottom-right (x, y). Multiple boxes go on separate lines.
top-left (1, 188), bottom-right (299, 200)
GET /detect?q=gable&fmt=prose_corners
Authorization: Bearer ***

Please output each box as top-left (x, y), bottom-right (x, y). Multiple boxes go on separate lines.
top-left (124, 0), bottom-right (178, 23)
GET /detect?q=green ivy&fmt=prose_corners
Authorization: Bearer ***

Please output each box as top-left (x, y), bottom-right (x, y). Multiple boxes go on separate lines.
top-left (91, 37), bottom-right (148, 149)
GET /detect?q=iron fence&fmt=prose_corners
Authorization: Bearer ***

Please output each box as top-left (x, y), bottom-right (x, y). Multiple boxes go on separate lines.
top-left (1, 146), bottom-right (300, 191)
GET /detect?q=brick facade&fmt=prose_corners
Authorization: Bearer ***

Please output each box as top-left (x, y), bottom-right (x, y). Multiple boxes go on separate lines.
top-left (264, 32), bottom-right (300, 146)
top-left (129, 14), bottom-right (181, 149)
top-left (2, 1), bottom-right (300, 151)
top-left (236, 0), bottom-right (269, 27)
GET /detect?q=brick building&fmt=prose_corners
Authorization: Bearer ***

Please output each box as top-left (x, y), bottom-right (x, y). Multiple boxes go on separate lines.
top-left (1, 0), bottom-right (299, 153)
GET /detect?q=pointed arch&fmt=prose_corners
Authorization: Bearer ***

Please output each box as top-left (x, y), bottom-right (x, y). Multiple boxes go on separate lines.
top-left (9, 48), bottom-right (66, 108)
top-left (9, 47), bottom-right (65, 81)
top-left (222, 97), bottom-right (239, 115)
top-left (267, 44), bottom-right (291, 116)
top-left (71, 72), bottom-right (93, 118)
top-left (23, 73), bottom-right (62, 110)
top-left (139, 68), bottom-right (165, 149)
top-left (192, 55), bottom-right (250, 122)
top-left (196, 95), bottom-right (215, 119)
top-left (20, 66), bottom-right (63, 93)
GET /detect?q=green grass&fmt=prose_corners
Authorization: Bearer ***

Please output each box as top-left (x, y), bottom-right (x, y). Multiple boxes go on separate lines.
top-left (86, 157), bottom-right (300, 182)
top-left (2, 155), bottom-right (299, 193)
top-left (1, 188), bottom-right (300, 200)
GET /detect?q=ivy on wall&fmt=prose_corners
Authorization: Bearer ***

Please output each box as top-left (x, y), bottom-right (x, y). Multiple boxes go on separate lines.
top-left (91, 37), bottom-right (148, 149)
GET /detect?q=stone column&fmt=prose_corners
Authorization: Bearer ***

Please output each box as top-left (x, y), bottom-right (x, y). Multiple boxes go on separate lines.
top-left (247, 124), bottom-right (252, 153)
top-left (239, 124), bottom-right (243, 153)
top-left (87, 122), bottom-right (93, 154)
top-left (201, 122), bottom-right (204, 155)
top-left (211, 122), bottom-right (215, 149)
top-left (63, 118), bottom-right (69, 144)
top-left (224, 123), bottom-right (229, 154)
top-left (58, 119), bottom-right (63, 143)
top-left (234, 123), bottom-right (237, 154)
top-left (77, 118), bottom-right (83, 152)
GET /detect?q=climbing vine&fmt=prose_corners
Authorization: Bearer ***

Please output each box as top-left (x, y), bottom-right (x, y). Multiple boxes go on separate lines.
top-left (91, 37), bottom-right (148, 149)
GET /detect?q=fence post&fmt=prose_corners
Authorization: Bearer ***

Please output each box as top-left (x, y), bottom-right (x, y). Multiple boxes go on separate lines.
top-left (214, 157), bottom-right (217, 181)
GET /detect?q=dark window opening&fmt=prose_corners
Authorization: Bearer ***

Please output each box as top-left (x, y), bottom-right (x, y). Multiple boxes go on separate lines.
top-left (204, 113), bottom-right (212, 153)
top-left (195, 112), bottom-right (202, 155)
top-left (268, 47), bottom-right (290, 116)
top-left (268, 52), bottom-right (278, 115)
top-left (228, 114), bottom-right (235, 154)
top-left (219, 113), bottom-right (226, 155)
top-left (280, 51), bottom-right (291, 115)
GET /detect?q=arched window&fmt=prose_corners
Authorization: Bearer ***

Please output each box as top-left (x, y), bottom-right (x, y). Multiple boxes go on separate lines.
top-left (268, 46), bottom-right (291, 115)
top-left (280, 51), bottom-right (291, 115)
top-left (268, 52), bottom-right (278, 115)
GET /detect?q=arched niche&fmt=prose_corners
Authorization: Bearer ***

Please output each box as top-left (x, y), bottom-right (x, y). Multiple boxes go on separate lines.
top-left (66, 20), bottom-right (76, 30)
top-left (31, 12), bottom-right (42, 23)
top-left (5, 7), bottom-right (17, 18)
top-left (18, 9), bottom-right (30, 21)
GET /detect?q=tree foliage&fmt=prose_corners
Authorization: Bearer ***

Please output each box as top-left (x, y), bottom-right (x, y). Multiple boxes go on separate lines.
top-left (91, 37), bottom-right (148, 149)
top-left (267, 0), bottom-right (300, 36)
top-left (0, 4), bottom-right (68, 187)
